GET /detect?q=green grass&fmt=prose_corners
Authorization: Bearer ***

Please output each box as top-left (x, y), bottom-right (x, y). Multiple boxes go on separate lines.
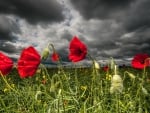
top-left (0, 66), bottom-right (150, 113)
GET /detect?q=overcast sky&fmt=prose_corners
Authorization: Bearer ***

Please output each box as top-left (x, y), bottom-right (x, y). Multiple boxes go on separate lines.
top-left (0, 0), bottom-right (150, 66)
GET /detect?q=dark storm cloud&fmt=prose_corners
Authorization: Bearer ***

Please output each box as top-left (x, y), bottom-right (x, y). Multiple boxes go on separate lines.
top-left (123, 0), bottom-right (150, 32)
top-left (70, 0), bottom-right (150, 32)
top-left (0, 41), bottom-right (20, 53)
top-left (0, 0), bottom-right (64, 24)
top-left (0, 14), bottom-right (20, 40)
top-left (120, 28), bottom-right (150, 56)
top-left (69, 0), bottom-right (150, 64)
top-left (71, 19), bottom-right (124, 59)
top-left (0, 0), bottom-right (65, 56)
top-left (70, 0), bottom-right (134, 20)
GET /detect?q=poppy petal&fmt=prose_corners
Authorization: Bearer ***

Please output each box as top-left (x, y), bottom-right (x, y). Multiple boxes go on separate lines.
top-left (17, 46), bottom-right (41, 78)
top-left (18, 66), bottom-right (39, 78)
top-left (68, 36), bottom-right (87, 62)
top-left (51, 52), bottom-right (60, 62)
top-left (131, 53), bottom-right (149, 69)
top-left (0, 52), bottom-right (13, 75)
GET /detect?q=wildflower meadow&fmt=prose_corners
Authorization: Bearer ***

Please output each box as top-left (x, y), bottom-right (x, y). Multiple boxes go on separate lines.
top-left (0, 36), bottom-right (150, 113)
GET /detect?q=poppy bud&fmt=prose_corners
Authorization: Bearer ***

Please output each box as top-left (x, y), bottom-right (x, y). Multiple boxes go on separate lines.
top-left (110, 58), bottom-right (116, 70)
top-left (41, 47), bottom-right (50, 60)
top-left (35, 91), bottom-right (42, 100)
top-left (126, 72), bottom-right (136, 79)
top-left (110, 74), bottom-right (123, 94)
top-left (142, 86), bottom-right (148, 95)
top-left (103, 65), bottom-right (109, 72)
top-left (51, 52), bottom-right (60, 62)
top-left (93, 60), bottom-right (100, 69)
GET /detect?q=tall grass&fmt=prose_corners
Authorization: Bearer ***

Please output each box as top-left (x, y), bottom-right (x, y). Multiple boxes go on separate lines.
top-left (0, 65), bottom-right (150, 113)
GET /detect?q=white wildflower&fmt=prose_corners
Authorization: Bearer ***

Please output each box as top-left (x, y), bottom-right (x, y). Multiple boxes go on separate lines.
top-left (110, 75), bottom-right (123, 94)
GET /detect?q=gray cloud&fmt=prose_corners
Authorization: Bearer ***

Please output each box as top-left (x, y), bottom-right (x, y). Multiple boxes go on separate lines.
top-left (122, 0), bottom-right (150, 32)
top-left (119, 28), bottom-right (150, 56)
top-left (70, 0), bottom-right (150, 32)
top-left (0, 41), bottom-right (22, 53)
top-left (0, 0), bottom-right (65, 59)
top-left (0, 0), bottom-right (65, 24)
top-left (61, 30), bottom-right (73, 41)
top-left (0, 0), bottom-right (150, 66)
top-left (68, 19), bottom-right (124, 58)
top-left (0, 14), bottom-right (20, 40)
top-left (70, 0), bottom-right (134, 20)
top-left (0, 14), bottom-right (21, 56)
top-left (68, 0), bottom-right (150, 65)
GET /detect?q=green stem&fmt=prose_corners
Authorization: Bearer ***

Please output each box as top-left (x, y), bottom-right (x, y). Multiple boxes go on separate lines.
top-left (61, 90), bottom-right (66, 113)
top-left (0, 95), bottom-right (7, 111)
top-left (0, 72), bottom-right (19, 94)
top-left (40, 64), bottom-right (51, 81)
top-left (115, 94), bottom-right (120, 113)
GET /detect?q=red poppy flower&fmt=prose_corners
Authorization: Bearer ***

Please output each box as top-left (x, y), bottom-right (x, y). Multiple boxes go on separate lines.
top-left (103, 65), bottom-right (109, 72)
top-left (131, 53), bottom-right (150, 69)
top-left (0, 52), bottom-right (13, 75)
top-left (51, 52), bottom-right (60, 62)
top-left (69, 36), bottom-right (87, 62)
top-left (17, 46), bottom-right (41, 78)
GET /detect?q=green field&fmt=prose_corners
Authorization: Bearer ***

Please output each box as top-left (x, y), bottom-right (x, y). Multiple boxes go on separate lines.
top-left (0, 66), bottom-right (150, 113)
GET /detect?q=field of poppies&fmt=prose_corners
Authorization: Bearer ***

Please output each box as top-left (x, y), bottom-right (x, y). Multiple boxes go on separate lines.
top-left (0, 36), bottom-right (150, 113)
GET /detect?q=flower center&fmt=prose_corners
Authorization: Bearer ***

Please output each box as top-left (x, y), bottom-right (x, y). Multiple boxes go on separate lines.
top-left (75, 48), bottom-right (82, 55)
top-left (140, 60), bottom-right (145, 64)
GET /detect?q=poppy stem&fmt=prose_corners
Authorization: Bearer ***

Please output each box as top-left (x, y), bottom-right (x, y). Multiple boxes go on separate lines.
top-left (87, 53), bottom-right (94, 61)
top-left (39, 64), bottom-right (51, 81)
top-left (47, 43), bottom-right (51, 49)
top-left (87, 53), bottom-right (100, 74)
top-left (48, 43), bottom-right (56, 53)
top-left (87, 53), bottom-right (96, 68)
top-left (0, 72), bottom-right (20, 94)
